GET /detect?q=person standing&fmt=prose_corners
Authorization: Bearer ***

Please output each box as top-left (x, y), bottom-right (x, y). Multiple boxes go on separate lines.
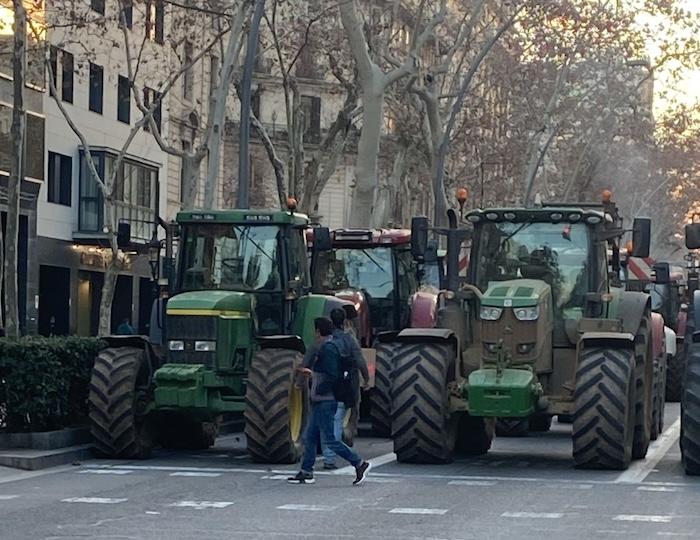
top-left (321, 308), bottom-right (370, 469)
top-left (288, 317), bottom-right (371, 485)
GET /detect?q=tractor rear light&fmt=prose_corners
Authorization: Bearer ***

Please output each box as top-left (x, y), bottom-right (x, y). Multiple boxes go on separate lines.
top-left (485, 212), bottom-right (499, 221)
top-left (550, 212), bottom-right (563, 221)
top-left (484, 342), bottom-right (499, 353)
top-left (514, 306), bottom-right (539, 321)
top-left (195, 340), bottom-right (217, 352)
top-left (568, 213), bottom-right (581, 222)
top-left (480, 306), bottom-right (503, 320)
top-left (169, 340), bottom-right (185, 351)
top-left (517, 342), bottom-right (536, 354)
top-left (504, 212), bottom-right (516, 221)
top-left (585, 215), bottom-right (602, 224)
top-left (467, 214), bottom-right (481, 223)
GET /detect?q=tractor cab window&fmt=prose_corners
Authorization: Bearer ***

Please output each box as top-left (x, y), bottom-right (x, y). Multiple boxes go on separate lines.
top-left (474, 221), bottom-right (590, 311)
top-left (287, 228), bottom-right (311, 288)
top-left (180, 224), bottom-right (280, 292)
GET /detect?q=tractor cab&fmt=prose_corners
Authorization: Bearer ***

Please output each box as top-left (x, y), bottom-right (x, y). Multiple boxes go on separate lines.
top-left (310, 228), bottom-right (417, 345)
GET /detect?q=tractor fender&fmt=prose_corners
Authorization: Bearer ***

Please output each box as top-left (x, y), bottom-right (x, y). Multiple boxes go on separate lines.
top-left (617, 290), bottom-right (651, 336)
top-left (579, 332), bottom-right (636, 351)
top-left (664, 326), bottom-right (677, 357)
top-left (650, 313), bottom-right (666, 361)
top-left (410, 290), bottom-right (438, 329)
top-left (375, 330), bottom-right (400, 344)
top-left (257, 335), bottom-right (306, 354)
top-left (393, 327), bottom-right (458, 347)
top-left (101, 335), bottom-right (161, 374)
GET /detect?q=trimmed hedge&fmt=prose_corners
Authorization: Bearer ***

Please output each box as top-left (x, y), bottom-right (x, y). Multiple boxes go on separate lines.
top-left (0, 336), bottom-right (106, 432)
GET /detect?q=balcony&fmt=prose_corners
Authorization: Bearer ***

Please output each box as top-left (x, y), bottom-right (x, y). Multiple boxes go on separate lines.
top-left (76, 148), bottom-right (159, 246)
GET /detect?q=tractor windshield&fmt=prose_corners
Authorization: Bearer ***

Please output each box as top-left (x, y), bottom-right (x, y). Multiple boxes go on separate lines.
top-left (474, 221), bottom-right (590, 309)
top-left (179, 224), bottom-right (280, 292)
top-left (314, 248), bottom-right (394, 299)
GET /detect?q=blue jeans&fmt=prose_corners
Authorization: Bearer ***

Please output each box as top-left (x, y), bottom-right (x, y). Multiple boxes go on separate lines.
top-left (322, 402), bottom-right (346, 465)
top-left (301, 401), bottom-right (361, 473)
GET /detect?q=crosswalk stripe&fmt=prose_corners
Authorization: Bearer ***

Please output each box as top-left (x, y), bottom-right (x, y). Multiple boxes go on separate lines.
top-left (389, 508), bottom-right (448, 515)
top-left (276, 504), bottom-right (336, 511)
top-left (169, 501), bottom-right (234, 509)
top-left (62, 497), bottom-right (127, 504)
top-left (502, 511), bottom-right (563, 519)
top-left (613, 515), bottom-right (673, 523)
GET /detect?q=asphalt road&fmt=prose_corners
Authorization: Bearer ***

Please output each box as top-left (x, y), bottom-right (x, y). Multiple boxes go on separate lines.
top-left (1, 403), bottom-right (698, 540)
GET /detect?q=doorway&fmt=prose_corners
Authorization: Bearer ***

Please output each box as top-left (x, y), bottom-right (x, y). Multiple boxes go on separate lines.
top-left (38, 265), bottom-right (70, 336)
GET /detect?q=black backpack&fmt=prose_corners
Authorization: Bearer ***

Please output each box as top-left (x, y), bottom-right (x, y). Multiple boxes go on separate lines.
top-left (323, 339), bottom-right (357, 407)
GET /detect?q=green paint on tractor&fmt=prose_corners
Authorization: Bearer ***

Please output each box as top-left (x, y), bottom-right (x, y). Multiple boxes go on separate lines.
top-left (467, 368), bottom-right (539, 417)
top-left (481, 279), bottom-right (549, 308)
top-left (166, 290), bottom-right (254, 314)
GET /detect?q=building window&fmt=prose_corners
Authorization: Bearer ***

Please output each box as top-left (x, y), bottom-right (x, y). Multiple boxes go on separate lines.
top-left (180, 140), bottom-right (191, 204)
top-left (143, 87), bottom-right (162, 133)
top-left (47, 152), bottom-right (72, 206)
top-left (60, 50), bottom-right (73, 103)
top-left (89, 63), bottom-right (103, 114)
top-left (117, 75), bottom-right (130, 124)
top-left (146, 0), bottom-right (165, 44)
top-left (91, 0), bottom-right (105, 15)
top-left (183, 41), bottom-right (193, 101)
top-left (300, 95), bottom-right (321, 143)
top-left (121, 1), bottom-right (133, 29)
top-left (79, 150), bottom-right (159, 243)
top-left (209, 55), bottom-right (219, 96)
top-left (49, 46), bottom-right (58, 97)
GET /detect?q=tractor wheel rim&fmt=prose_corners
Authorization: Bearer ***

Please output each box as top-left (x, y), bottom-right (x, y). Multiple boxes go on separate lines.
top-left (289, 386), bottom-right (303, 441)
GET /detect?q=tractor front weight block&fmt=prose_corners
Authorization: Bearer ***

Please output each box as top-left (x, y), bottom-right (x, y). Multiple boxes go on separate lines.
top-left (154, 364), bottom-right (245, 413)
top-left (468, 368), bottom-right (539, 417)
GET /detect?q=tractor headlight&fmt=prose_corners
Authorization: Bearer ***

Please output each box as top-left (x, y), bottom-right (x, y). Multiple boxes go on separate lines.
top-left (514, 306), bottom-right (540, 321)
top-left (168, 340), bottom-right (185, 351)
top-left (484, 342), bottom-right (499, 353)
top-left (194, 340), bottom-right (217, 352)
top-left (480, 306), bottom-right (503, 321)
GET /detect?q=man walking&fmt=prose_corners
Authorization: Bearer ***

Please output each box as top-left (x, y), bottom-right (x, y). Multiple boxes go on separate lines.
top-left (288, 317), bottom-right (371, 485)
top-left (321, 308), bottom-right (370, 469)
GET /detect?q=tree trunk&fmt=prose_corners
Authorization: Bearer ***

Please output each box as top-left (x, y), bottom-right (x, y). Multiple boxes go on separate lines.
top-left (182, 153), bottom-right (203, 209)
top-left (97, 254), bottom-right (120, 336)
top-left (4, 1), bottom-right (26, 338)
top-left (349, 75), bottom-right (385, 226)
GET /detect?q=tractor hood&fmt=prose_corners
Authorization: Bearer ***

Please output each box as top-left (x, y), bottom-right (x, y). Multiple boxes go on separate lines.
top-left (481, 279), bottom-right (550, 308)
top-left (167, 290), bottom-right (254, 316)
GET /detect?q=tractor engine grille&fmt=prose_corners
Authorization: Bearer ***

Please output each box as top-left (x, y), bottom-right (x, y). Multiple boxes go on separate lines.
top-left (167, 315), bottom-right (217, 367)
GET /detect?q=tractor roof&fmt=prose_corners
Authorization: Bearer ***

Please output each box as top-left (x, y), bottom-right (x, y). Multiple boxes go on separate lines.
top-left (177, 209), bottom-right (309, 227)
top-left (464, 207), bottom-right (607, 225)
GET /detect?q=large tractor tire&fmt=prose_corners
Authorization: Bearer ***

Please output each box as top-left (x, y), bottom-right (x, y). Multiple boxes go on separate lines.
top-left (573, 347), bottom-right (635, 470)
top-left (666, 348), bottom-right (685, 402)
top-left (651, 354), bottom-right (667, 441)
top-left (681, 345), bottom-right (700, 475)
top-left (89, 347), bottom-right (154, 459)
top-left (391, 342), bottom-right (456, 463)
top-left (632, 316), bottom-right (653, 459)
top-left (456, 414), bottom-right (494, 456)
top-left (369, 341), bottom-right (400, 437)
top-left (495, 418), bottom-right (529, 437)
top-left (244, 348), bottom-right (307, 464)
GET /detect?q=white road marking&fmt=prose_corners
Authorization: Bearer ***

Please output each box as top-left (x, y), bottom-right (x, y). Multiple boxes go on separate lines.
top-left (145, 511), bottom-right (160, 515)
top-left (448, 480), bottom-right (497, 486)
top-left (613, 515), bottom-right (674, 523)
top-left (77, 469), bottom-right (133, 475)
top-left (0, 464), bottom-right (74, 485)
top-left (364, 477), bottom-right (401, 484)
top-left (62, 497), bottom-right (128, 504)
top-left (543, 483), bottom-right (593, 490)
top-left (261, 474), bottom-right (290, 480)
top-left (276, 504), bottom-right (336, 512)
top-left (169, 501), bottom-right (234, 509)
top-left (389, 508), bottom-right (449, 515)
top-left (658, 533), bottom-right (694, 537)
top-left (333, 452), bottom-right (397, 475)
top-left (0, 495), bottom-right (19, 500)
top-left (502, 512), bottom-right (563, 519)
top-left (638, 486), bottom-right (684, 493)
top-left (615, 418), bottom-right (681, 484)
top-left (170, 472), bottom-right (222, 478)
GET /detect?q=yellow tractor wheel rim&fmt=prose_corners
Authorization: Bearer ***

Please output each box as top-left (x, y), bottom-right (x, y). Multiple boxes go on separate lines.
top-left (288, 386), bottom-right (303, 441)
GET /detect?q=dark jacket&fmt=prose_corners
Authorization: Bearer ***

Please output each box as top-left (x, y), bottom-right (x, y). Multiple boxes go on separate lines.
top-left (310, 337), bottom-right (340, 402)
top-left (331, 329), bottom-right (370, 384)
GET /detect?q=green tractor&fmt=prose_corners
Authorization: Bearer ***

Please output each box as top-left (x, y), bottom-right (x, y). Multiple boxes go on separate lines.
top-left (386, 196), bottom-right (657, 470)
top-left (88, 208), bottom-right (349, 463)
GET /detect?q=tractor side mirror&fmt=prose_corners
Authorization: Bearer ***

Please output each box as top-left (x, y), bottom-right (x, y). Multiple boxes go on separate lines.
top-left (653, 262), bottom-right (670, 284)
top-left (313, 227), bottom-right (332, 252)
top-left (631, 218), bottom-right (651, 258)
top-left (686, 223), bottom-right (700, 249)
top-left (411, 216), bottom-right (429, 260)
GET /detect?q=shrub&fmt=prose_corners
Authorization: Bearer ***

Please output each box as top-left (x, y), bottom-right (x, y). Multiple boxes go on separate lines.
top-left (0, 336), bottom-right (106, 432)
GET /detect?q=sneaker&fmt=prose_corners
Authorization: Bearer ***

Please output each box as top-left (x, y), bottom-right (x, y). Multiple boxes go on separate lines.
top-left (323, 463), bottom-right (338, 470)
top-left (353, 461), bottom-right (372, 486)
top-left (287, 471), bottom-right (315, 484)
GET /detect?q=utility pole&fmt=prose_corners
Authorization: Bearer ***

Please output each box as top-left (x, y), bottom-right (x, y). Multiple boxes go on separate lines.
top-left (237, 0), bottom-right (266, 209)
